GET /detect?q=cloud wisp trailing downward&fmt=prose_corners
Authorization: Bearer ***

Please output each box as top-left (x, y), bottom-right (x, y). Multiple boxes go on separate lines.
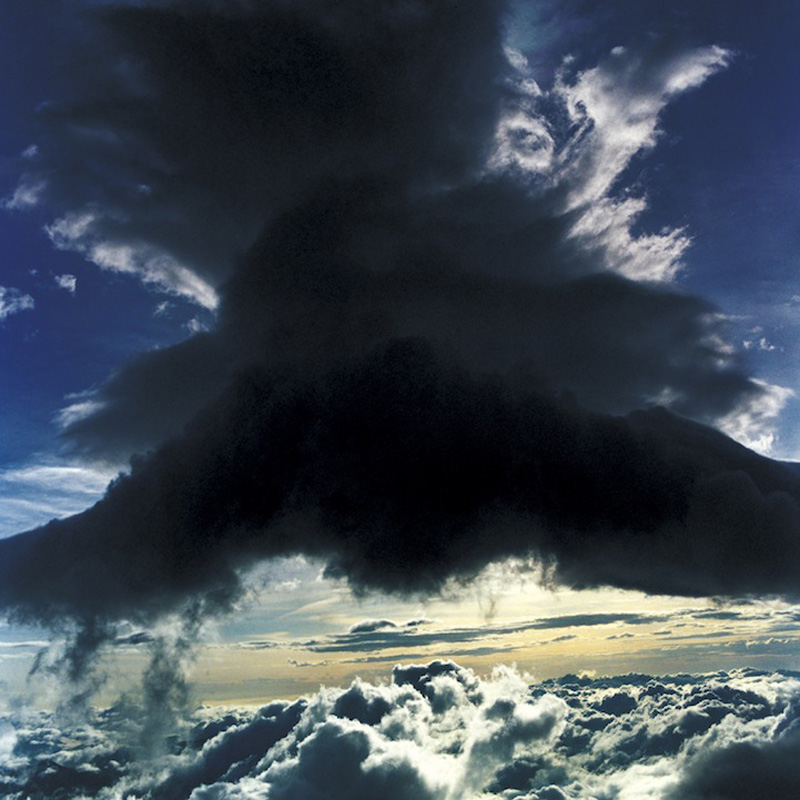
top-left (2, 0), bottom-right (799, 645)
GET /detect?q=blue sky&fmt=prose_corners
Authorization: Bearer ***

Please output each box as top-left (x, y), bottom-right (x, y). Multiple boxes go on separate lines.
top-left (1, 0), bottom-right (800, 751)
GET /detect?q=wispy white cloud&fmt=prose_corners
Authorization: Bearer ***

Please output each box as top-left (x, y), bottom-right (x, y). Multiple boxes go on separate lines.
top-left (0, 465), bottom-right (113, 495)
top-left (0, 286), bottom-right (34, 320)
top-left (491, 42), bottom-right (731, 282)
top-left (0, 640), bottom-right (50, 649)
top-left (489, 109), bottom-right (554, 174)
top-left (717, 379), bottom-right (794, 455)
top-left (0, 462), bottom-right (114, 538)
top-left (556, 44), bottom-right (732, 210)
top-left (46, 211), bottom-right (218, 309)
top-left (2, 175), bottom-right (45, 210)
top-left (567, 195), bottom-right (691, 282)
top-left (55, 392), bottom-right (106, 430)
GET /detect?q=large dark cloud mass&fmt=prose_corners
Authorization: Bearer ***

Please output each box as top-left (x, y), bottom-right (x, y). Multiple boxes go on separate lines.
top-left (5, 337), bottom-right (800, 628)
top-left (3, 661), bottom-right (800, 800)
top-left (3, 0), bottom-right (800, 634)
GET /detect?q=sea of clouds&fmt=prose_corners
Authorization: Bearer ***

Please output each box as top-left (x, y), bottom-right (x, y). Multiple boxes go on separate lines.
top-left (3, 660), bottom-right (800, 799)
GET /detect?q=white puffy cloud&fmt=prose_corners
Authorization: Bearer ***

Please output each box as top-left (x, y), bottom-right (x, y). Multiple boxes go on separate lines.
top-left (3, 662), bottom-right (800, 799)
top-left (55, 273), bottom-right (77, 293)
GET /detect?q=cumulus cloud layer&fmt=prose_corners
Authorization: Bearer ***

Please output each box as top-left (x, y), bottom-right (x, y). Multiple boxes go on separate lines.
top-left (3, 0), bottom-right (798, 640)
top-left (3, 661), bottom-right (800, 800)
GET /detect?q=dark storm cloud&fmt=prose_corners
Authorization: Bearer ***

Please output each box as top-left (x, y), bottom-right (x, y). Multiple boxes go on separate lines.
top-left (3, 0), bottom-right (798, 641)
top-left (28, 0), bottom-right (749, 462)
top-left (6, 336), bottom-right (800, 631)
top-left (62, 211), bottom-right (757, 462)
top-left (27, 0), bottom-right (505, 305)
top-left (348, 619), bottom-right (400, 635)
